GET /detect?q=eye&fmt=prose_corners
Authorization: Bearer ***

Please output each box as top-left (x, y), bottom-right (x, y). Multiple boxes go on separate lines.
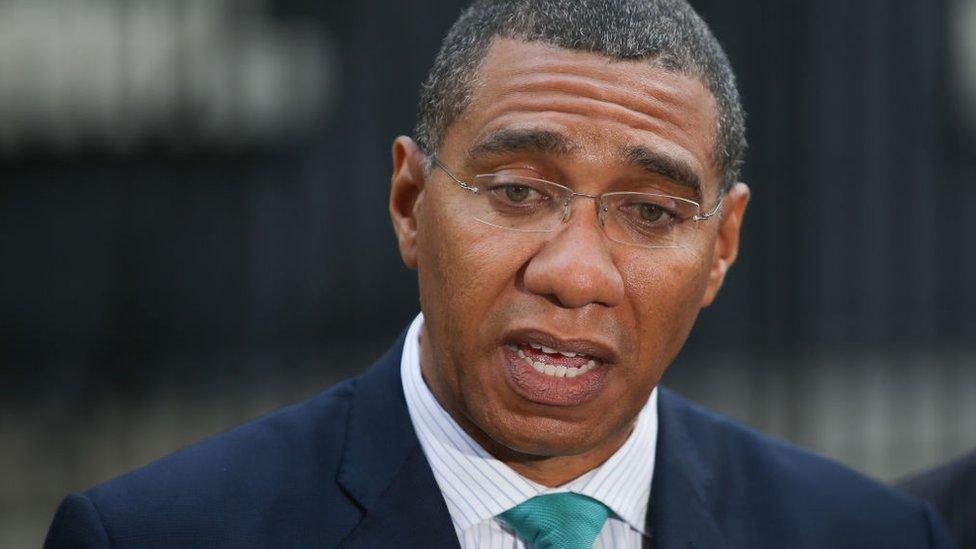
top-left (482, 178), bottom-right (550, 207)
top-left (612, 194), bottom-right (684, 233)
top-left (635, 203), bottom-right (667, 223)
top-left (502, 184), bottom-right (533, 203)
top-left (622, 201), bottom-right (676, 225)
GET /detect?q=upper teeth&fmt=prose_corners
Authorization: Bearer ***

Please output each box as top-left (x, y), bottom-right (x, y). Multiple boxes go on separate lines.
top-left (528, 342), bottom-right (579, 358)
top-left (512, 345), bottom-right (598, 378)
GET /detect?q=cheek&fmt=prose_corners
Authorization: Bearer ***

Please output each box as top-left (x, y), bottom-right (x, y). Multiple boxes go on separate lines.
top-left (622, 248), bottom-right (710, 357)
top-left (416, 203), bottom-right (529, 352)
top-left (422, 225), bottom-right (509, 307)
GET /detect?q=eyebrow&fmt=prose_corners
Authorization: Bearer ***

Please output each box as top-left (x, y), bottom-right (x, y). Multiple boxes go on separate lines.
top-left (462, 127), bottom-right (702, 197)
top-left (623, 146), bottom-right (702, 198)
top-left (466, 128), bottom-right (577, 161)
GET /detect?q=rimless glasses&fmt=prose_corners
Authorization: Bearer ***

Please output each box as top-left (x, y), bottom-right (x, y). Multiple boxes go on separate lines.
top-left (430, 155), bottom-right (724, 250)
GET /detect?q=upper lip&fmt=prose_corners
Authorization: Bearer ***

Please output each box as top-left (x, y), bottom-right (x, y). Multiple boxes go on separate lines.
top-left (503, 328), bottom-right (620, 364)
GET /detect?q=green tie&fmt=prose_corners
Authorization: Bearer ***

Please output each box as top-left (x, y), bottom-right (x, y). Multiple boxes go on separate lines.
top-left (498, 493), bottom-right (611, 549)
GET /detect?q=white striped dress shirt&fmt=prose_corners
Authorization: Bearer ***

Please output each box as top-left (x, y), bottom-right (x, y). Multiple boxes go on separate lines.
top-left (401, 313), bottom-right (658, 549)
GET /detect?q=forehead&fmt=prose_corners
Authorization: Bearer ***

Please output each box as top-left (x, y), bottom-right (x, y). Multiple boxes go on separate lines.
top-left (443, 38), bottom-right (721, 192)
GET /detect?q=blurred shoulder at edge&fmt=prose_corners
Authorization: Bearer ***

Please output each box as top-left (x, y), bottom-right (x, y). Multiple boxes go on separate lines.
top-left (899, 448), bottom-right (976, 549)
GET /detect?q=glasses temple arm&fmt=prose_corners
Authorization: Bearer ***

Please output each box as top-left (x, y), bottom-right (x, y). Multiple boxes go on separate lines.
top-left (694, 195), bottom-right (725, 221)
top-left (430, 155), bottom-right (478, 193)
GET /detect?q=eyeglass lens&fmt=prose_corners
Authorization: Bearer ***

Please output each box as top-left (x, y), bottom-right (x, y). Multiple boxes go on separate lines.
top-left (459, 174), bottom-right (703, 249)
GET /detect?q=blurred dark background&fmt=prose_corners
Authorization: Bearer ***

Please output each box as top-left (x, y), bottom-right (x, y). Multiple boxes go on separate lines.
top-left (2, 0), bottom-right (975, 545)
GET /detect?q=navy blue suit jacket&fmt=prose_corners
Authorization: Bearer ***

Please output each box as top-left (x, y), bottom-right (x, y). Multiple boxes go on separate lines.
top-left (46, 332), bottom-right (953, 548)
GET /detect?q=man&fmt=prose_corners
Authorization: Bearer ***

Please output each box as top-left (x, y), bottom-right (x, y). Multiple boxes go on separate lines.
top-left (900, 449), bottom-right (976, 548)
top-left (45, 1), bottom-right (952, 547)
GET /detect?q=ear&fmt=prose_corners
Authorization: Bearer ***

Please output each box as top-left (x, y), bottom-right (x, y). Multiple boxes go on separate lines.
top-left (389, 136), bottom-right (428, 270)
top-left (700, 182), bottom-right (750, 308)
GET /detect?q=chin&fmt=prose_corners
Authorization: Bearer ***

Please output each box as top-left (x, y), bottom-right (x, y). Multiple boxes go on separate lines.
top-left (486, 412), bottom-right (607, 458)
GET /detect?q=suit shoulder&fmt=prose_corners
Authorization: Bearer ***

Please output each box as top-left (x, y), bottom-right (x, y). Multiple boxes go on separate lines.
top-left (78, 377), bottom-right (362, 547)
top-left (658, 388), bottom-right (949, 547)
top-left (96, 377), bottom-right (358, 488)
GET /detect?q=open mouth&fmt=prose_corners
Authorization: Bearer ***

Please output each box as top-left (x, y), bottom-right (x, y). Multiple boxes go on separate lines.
top-left (502, 328), bottom-right (620, 406)
top-left (500, 332), bottom-right (612, 406)
top-left (505, 342), bottom-right (600, 378)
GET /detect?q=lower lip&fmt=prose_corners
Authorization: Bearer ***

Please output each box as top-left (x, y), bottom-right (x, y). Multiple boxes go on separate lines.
top-left (502, 346), bottom-right (607, 406)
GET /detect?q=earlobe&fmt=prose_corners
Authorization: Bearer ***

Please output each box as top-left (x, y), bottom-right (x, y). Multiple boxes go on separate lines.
top-left (389, 136), bottom-right (427, 270)
top-left (701, 182), bottom-right (750, 308)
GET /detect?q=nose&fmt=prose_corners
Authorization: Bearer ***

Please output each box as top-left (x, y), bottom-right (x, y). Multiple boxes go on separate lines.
top-left (521, 201), bottom-right (626, 309)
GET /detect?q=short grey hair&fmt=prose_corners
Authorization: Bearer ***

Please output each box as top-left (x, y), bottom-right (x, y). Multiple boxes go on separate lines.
top-left (414, 0), bottom-right (746, 193)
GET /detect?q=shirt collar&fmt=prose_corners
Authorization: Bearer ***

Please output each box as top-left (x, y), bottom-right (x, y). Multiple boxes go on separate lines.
top-left (401, 313), bottom-right (658, 535)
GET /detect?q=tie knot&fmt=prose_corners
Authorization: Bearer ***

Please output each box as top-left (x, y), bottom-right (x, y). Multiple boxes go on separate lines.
top-left (498, 493), bottom-right (611, 549)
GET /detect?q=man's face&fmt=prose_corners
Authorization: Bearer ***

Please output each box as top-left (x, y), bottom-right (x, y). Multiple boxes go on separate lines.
top-left (391, 39), bottom-right (748, 463)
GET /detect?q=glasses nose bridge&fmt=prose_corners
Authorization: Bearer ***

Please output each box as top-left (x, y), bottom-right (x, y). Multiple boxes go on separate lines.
top-left (561, 190), bottom-right (607, 225)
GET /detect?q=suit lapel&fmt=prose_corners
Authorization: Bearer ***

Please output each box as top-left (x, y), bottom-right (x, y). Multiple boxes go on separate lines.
top-left (336, 331), bottom-right (459, 548)
top-left (334, 337), bottom-right (727, 548)
top-left (645, 389), bottom-right (726, 549)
